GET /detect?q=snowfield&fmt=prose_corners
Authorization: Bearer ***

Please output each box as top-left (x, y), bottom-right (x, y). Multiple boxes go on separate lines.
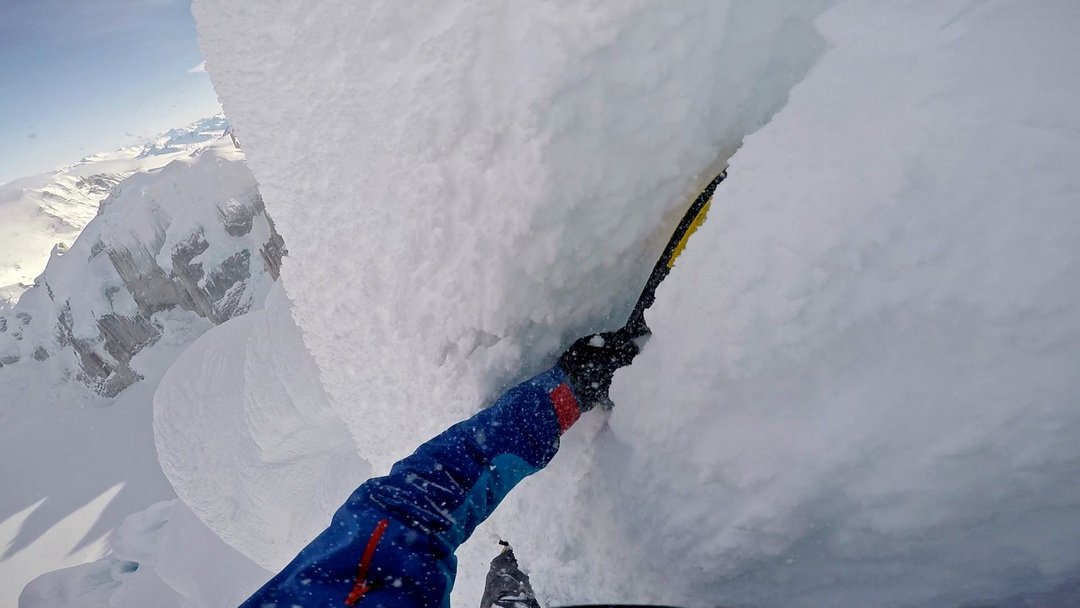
top-left (14, 0), bottom-right (1080, 606)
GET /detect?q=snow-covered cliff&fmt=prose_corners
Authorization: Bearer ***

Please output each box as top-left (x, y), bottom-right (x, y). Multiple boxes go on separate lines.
top-left (0, 131), bottom-right (282, 606)
top-left (0, 135), bottom-right (282, 397)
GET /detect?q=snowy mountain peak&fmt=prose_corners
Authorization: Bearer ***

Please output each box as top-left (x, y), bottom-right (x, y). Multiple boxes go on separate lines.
top-left (135, 114), bottom-right (230, 159)
top-left (0, 115), bottom-right (234, 306)
top-left (0, 136), bottom-right (282, 397)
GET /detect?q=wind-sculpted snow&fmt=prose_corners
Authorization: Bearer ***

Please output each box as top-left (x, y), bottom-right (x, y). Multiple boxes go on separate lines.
top-left (152, 0), bottom-right (1080, 606)
top-left (154, 284), bottom-right (369, 571)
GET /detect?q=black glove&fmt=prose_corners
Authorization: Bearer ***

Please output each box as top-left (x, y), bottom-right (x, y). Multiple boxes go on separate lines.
top-left (558, 327), bottom-right (643, 411)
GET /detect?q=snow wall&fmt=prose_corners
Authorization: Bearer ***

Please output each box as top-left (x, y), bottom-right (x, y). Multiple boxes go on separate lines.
top-left (155, 1), bottom-right (1080, 606)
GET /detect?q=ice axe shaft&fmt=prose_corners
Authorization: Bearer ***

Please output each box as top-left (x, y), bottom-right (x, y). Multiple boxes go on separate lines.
top-left (624, 169), bottom-right (727, 337)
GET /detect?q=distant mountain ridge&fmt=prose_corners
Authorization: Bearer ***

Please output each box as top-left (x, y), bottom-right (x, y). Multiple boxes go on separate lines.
top-left (135, 115), bottom-right (230, 159)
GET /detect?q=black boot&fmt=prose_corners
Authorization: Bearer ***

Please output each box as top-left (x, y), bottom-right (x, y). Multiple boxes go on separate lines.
top-left (479, 541), bottom-right (542, 608)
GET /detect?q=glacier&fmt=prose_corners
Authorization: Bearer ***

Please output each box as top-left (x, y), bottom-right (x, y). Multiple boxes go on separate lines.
top-left (14, 0), bottom-right (1080, 606)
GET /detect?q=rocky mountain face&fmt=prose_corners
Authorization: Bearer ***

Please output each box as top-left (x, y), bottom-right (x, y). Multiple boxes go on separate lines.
top-left (1, 115), bottom-right (234, 306)
top-left (0, 135), bottom-right (282, 397)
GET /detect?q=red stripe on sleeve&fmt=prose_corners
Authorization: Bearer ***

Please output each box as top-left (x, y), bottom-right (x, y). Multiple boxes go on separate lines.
top-left (549, 383), bottom-right (580, 433)
top-left (345, 518), bottom-right (389, 606)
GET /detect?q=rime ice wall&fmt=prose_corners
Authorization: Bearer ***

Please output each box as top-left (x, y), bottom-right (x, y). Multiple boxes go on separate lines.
top-left (180, 2), bottom-right (831, 601)
top-left (177, 1), bottom-right (1080, 606)
top-left (190, 1), bottom-right (830, 471)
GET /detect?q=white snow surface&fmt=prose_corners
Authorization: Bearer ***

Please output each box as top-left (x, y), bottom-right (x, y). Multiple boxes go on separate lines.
top-left (20, 500), bottom-right (267, 608)
top-left (155, 0), bottom-right (1080, 606)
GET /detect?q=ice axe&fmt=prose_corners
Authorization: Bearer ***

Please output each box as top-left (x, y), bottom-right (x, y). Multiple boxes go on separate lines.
top-left (623, 169), bottom-right (728, 338)
top-left (559, 169), bottom-right (727, 412)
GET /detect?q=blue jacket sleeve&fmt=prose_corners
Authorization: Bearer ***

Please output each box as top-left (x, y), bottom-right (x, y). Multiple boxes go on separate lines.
top-left (238, 365), bottom-right (582, 608)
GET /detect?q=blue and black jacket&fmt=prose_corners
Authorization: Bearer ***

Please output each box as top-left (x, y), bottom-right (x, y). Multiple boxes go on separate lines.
top-left (239, 365), bottom-right (582, 607)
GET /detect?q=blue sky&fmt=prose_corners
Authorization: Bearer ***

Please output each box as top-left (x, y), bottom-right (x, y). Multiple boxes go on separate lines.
top-left (0, 0), bottom-right (222, 184)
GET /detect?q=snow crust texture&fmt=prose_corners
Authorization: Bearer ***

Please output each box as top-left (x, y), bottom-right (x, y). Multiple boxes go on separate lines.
top-left (159, 0), bottom-right (1080, 606)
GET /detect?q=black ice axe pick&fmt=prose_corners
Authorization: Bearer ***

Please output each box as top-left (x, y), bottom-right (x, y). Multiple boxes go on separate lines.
top-left (622, 169), bottom-right (728, 338)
